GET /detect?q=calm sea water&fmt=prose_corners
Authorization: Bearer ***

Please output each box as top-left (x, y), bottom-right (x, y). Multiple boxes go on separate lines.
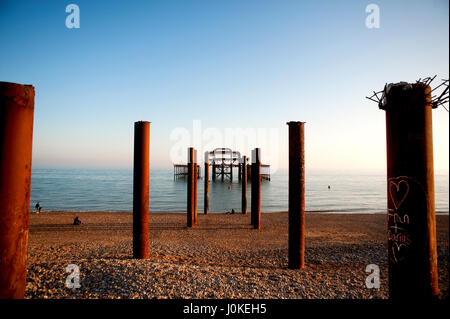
top-left (29, 168), bottom-right (449, 214)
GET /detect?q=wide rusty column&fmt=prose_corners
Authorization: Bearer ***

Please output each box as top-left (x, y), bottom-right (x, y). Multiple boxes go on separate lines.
top-left (133, 121), bottom-right (150, 259)
top-left (379, 82), bottom-right (439, 299)
top-left (287, 121), bottom-right (305, 269)
top-left (204, 152), bottom-right (209, 215)
top-left (0, 82), bottom-right (35, 299)
top-left (251, 148), bottom-right (261, 229)
top-left (187, 147), bottom-right (194, 227)
top-left (241, 156), bottom-right (248, 215)
top-left (193, 149), bottom-right (198, 224)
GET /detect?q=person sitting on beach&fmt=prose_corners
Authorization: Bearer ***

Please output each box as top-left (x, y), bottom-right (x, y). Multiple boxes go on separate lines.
top-left (35, 202), bottom-right (41, 214)
top-left (73, 216), bottom-right (81, 225)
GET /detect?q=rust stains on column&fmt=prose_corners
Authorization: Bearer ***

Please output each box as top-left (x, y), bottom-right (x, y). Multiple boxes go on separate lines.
top-left (379, 82), bottom-right (439, 299)
top-left (187, 147), bottom-right (194, 227)
top-left (287, 121), bottom-right (305, 269)
top-left (0, 82), bottom-right (35, 299)
top-left (251, 148), bottom-right (261, 230)
top-left (133, 121), bottom-right (150, 259)
top-left (241, 156), bottom-right (247, 215)
top-left (193, 149), bottom-right (198, 224)
top-left (204, 152), bottom-right (209, 215)
top-left (238, 160), bottom-right (241, 181)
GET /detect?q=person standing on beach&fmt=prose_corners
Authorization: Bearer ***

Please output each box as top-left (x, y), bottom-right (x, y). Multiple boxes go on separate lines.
top-left (35, 202), bottom-right (41, 214)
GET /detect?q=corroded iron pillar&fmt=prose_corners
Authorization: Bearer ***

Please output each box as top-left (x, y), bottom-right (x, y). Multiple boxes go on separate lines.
top-left (230, 161), bottom-right (233, 181)
top-left (238, 160), bottom-right (241, 181)
top-left (0, 82), bottom-right (35, 299)
top-left (187, 147), bottom-right (194, 227)
top-left (204, 152), bottom-right (209, 215)
top-left (194, 149), bottom-right (198, 224)
top-left (379, 82), bottom-right (439, 299)
top-left (287, 121), bottom-right (305, 269)
top-left (133, 121), bottom-right (150, 259)
top-left (241, 156), bottom-right (248, 215)
top-left (251, 148), bottom-right (261, 229)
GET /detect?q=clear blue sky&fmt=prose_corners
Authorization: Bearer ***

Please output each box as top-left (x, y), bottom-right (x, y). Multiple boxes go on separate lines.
top-left (1, 0), bottom-right (448, 171)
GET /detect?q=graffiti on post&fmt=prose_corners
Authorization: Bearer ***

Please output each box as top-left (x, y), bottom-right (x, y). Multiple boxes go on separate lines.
top-left (387, 176), bottom-right (427, 265)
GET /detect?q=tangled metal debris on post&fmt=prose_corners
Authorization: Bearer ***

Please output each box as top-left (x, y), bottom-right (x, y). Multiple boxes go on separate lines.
top-left (366, 76), bottom-right (449, 112)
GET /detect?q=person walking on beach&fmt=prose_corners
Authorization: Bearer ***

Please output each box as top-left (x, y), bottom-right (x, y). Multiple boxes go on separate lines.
top-left (35, 202), bottom-right (41, 214)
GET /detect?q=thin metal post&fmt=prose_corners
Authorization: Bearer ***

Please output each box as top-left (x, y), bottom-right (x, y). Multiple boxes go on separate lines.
top-left (287, 121), bottom-right (305, 269)
top-left (194, 149), bottom-right (198, 224)
top-left (187, 147), bottom-right (194, 227)
top-left (241, 156), bottom-right (247, 215)
top-left (251, 148), bottom-right (261, 229)
top-left (204, 152), bottom-right (209, 215)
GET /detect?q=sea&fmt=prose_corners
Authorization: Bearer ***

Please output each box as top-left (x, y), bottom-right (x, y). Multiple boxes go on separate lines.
top-left (29, 168), bottom-right (449, 214)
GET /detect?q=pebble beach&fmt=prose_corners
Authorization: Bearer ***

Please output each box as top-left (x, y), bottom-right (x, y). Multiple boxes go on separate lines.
top-left (25, 212), bottom-right (449, 299)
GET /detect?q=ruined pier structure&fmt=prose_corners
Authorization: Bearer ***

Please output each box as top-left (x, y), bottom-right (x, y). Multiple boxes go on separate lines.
top-left (208, 148), bottom-right (270, 182)
top-left (175, 148), bottom-right (270, 182)
top-left (173, 164), bottom-right (201, 179)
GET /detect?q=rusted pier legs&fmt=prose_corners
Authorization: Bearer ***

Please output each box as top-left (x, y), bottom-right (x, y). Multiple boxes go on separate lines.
top-left (0, 82), bottom-right (35, 299)
top-left (287, 122), bottom-right (305, 269)
top-left (238, 162), bottom-right (241, 181)
top-left (241, 156), bottom-right (248, 215)
top-left (379, 82), bottom-right (439, 299)
top-left (193, 150), bottom-right (198, 224)
top-left (204, 152), bottom-right (209, 215)
top-left (251, 149), bottom-right (261, 229)
top-left (133, 121), bottom-right (150, 259)
top-left (187, 148), bottom-right (195, 227)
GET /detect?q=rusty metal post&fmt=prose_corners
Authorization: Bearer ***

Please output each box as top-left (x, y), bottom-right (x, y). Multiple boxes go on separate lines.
top-left (230, 161), bottom-right (233, 181)
top-left (133, 121), bottom-right (150, 259)
top-left (187, 148), bottom-right (194, 227)
top-left (379, 82), bottom-right (439, 299)
top-left (251, 148), bottom-right (261, 229)
top-left (241, 156), bottom-right (248, 215)
top-left (193, 149), bottom-right (198, 224)
top-left (238, 160), bottom-right (241, 181)
top-left (0, 82), bottom-right (35, 299)
top-left (287, 121), bottom-right (305, 269)
top-left (204, 152), bottom-right (209, 215)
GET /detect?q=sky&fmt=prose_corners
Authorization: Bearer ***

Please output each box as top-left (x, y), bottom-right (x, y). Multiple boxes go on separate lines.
top-left (1, 0), bottom-right (449, 172)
